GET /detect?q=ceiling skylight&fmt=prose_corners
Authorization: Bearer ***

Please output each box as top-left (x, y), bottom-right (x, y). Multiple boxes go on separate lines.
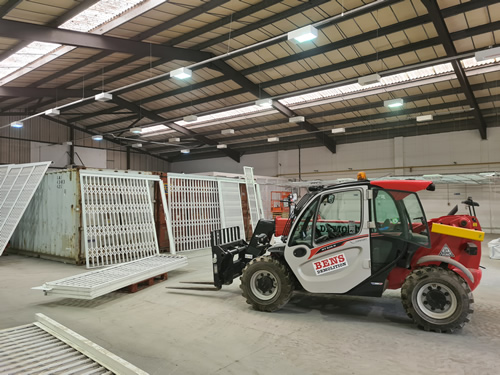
top-left (0, 0), bottom-right (149, 84)
top-left (279, 62), bottom-right (456, 107)
top-left (0, 42), bottom-right (62, 78)
top-left (59, 0), bottom-right (145, 33)
top-left (141, 124), bottom-right (169, 134)
top-left (175, 105), bottom-right (274, 126)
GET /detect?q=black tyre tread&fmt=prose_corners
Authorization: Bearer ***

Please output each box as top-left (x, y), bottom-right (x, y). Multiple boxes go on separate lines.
top-left (401, 266), bottom-right (474, 333)
top-left (240, 255), bottom-right (295, 312)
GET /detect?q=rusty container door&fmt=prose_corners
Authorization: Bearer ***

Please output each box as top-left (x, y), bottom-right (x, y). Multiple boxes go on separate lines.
top-left (239, 183), bottom-right (253, 240)
top-left (154, 173), bottom-right (170, 253)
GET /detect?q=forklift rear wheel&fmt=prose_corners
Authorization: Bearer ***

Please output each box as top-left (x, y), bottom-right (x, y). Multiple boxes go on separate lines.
top-left (240, 256), bottom-right (295, 312)
top-left (401, 266), bottom-right (474, 333)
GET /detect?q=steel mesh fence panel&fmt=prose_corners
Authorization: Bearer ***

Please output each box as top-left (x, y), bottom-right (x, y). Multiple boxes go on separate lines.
top-left (80, 171), bottom-right (159, 268)
top-left (168, 175), bottom-right (221, 251)
top-left (0, 164), bottom-right (9, 192)
top-left (34, 254), bottom-right (187, 299)
top-left (0, 314), bottom-right (148, 374)
top-left (0, 162), bottom-right (50, 256)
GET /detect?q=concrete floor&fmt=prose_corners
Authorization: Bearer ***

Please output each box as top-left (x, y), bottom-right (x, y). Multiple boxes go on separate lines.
top-left (1, 236), bottom-right (500, 375)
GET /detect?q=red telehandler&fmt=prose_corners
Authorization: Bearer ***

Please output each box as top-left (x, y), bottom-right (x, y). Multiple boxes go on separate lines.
top-left (197, 175), bottom-right (485, 333)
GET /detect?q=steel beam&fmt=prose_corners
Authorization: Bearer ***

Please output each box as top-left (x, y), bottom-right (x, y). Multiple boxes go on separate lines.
top-left (0, 87), bottom-right (100, 98)
top-left (194, 0), bottom-right (369, 50)
top-left (0, 0), bottom-right (100, 62)
top-left (159, 111), bottom-right (499, 160)
top-left (112, 96), bottom-right (241, 162)
top-left (167, 0), bottom-right (285, 46)
top-left (43, 115), bottom-right (171, 163)
top-left (0, 19), bottom-right (211, 61)
top-left (56, 0), bottom-right (496, 121)
top-left (211, 60), bottom-right (337, 153)
top-left (0, 0), bottom-right (21, 17)
top-left (421, 0), bottom-right (487, 139)
top-left (82, 88), bottom-right (247, 126)
top-left (23, 0), bottom-right (399, 114)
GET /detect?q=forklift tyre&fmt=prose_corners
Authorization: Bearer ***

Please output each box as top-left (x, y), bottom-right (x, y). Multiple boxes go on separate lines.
top-left (240, 256), bottom-right (295, 312)
top-left (401, 266), bottom-right (474, 333)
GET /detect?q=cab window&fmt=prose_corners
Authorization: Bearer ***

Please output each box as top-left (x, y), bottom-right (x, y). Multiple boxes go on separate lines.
top-left (314, 190), bottom-right (362, 245)
top-left (373, 189), bottom-right (430, 247)
top-left (289, 199), bottom-right (318, 247)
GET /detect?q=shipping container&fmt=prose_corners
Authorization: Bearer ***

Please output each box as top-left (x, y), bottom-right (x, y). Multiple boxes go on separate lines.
top-left (9, 168), bottom-right (157, 264)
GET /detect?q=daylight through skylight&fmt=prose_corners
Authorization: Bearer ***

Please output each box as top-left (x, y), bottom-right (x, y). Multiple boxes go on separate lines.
top-left (0, 0), bottom-right (146, 83)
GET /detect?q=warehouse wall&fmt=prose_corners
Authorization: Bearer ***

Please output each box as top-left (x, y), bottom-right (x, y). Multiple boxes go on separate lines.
top-left (171, 128), bottom-right (500, 233)
top-left (171, 128), bottom-right (500, 178)
top-left (0, 116), bottom-right (168, 172)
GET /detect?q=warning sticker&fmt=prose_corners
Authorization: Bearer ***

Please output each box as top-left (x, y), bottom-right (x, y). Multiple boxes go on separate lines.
top-left (439, 244), bottom-right (455, 258)
top-left (313, 253), bottom-right (348, 275)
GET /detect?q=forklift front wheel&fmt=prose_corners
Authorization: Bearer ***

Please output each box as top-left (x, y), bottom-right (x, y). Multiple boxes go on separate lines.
top-left (240, 256), bottom-right (295, 312)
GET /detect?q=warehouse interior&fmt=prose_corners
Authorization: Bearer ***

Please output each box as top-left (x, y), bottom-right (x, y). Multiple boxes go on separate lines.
top-left (1, 0), bottom-right (500, 374)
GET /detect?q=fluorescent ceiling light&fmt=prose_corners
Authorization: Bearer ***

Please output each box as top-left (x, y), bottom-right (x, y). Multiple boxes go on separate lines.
top-left (268, 137), bottom-right (279, 142)
top-left (475, 46), bottom-right (500, 62)
top-left (91, 135), bottom-right (103, 141)
top-left (181, 149), bottom-right (190, 154)
top-left (10, 121), bottom-right (23, 128)
top-left (256, 98), bottom-right (273, 108)
top-left (217, 144), bottom-right (227, 149)
top-left (130, 127), bottom-right (142, 134)
top-left (221, 129), bottom-right (235, 135)
top-left (358, 73), bottom-right (381, 86)
top-left (384, 98), bottom-right (404, 108)
top-left (169, 137), bottom-right (180, 143)
top-left (132, 143), bottom-right (142, 148)
top-left (95, 92), bottom-right (113, 102)
top-left (416, 114), bottom-right (433, 122)
top-left (289, 116), bottom-right (305, 123)
top-left (45, 108), bottom-right (60, 117)
top-left (170, 67), bottom-right (192, 79)
top-left (331, 128), bottom-right (346, 134)
top-left (183, 115), bottom-right (198, 122)
top-left (287, 25), bottom-right (318, 43)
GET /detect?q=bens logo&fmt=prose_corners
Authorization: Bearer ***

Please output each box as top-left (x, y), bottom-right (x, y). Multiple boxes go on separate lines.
top-left (313, 253), bottom-right (348, 275)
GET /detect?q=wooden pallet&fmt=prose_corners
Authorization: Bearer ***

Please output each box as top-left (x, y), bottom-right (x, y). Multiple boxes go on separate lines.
top-left (124, 272), bottom-right (169, 293)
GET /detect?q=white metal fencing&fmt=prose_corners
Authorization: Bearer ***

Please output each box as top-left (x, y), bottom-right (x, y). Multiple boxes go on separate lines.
top-left (34, 254), bottom-right (187, 299)
top-left (80, 170), bottom-right (160, 268)
top-left (0, 162), bottom-right (50, 256)
top-left (168, 174), bottom-right (222, 252)
top-left (0, 314), bottom-right (148, 374)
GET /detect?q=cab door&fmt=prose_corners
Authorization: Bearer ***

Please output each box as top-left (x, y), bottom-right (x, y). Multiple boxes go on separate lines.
top-left (284, 186), bottom-right (371, 293)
